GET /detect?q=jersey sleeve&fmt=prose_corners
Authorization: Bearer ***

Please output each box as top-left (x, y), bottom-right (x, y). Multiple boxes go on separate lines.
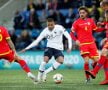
top-left (63, 30), bottom-right (72, 50)
top-left (60, 25), bottom-right (66, 32)
top-left (25, 29), bottom-right (46, 50)
top-left (91, 19), bottom-right (97, 30)
top-left (71, 21), bottom-right (77, 32)
top-left (2, 27), bottom-right (10, 40)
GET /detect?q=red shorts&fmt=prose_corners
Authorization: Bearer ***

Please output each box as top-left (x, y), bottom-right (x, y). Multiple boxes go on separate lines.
top-left (103, 41), bottom-right (108, 49)
top-left (80, 43), bottom-right (99, 58)
top-left (0, 50), bottom-right (15, 62)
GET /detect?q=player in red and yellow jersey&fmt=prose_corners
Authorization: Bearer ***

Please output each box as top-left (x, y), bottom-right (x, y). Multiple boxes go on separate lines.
top-left (86, 0), bottom-right (108, 85)
top-left (70, 6), bottom-right (99, 83)
top-left (0, 26), bottom-right (37, 82)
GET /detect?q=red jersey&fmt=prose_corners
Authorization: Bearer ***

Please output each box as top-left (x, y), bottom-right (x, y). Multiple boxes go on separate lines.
top-left (72, 18), bottom-right (97, 44)
top-left (0, 26), bottom-right (11, 55)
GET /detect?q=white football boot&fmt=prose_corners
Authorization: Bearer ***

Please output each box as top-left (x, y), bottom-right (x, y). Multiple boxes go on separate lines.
top-left (27, 72), bottom-right (38, 84)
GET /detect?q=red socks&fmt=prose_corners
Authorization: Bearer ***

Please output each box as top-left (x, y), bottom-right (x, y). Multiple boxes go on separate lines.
top-left (84, 63), bottom-right (90, 79)
top-left (92, 62), bottom-right (97, 69)
top-left (93, 55), bottom-right (106, 74)
top-left (17, 60), bottom-right (30, 73)
top-left (103, 59), bottom-right (108, 80)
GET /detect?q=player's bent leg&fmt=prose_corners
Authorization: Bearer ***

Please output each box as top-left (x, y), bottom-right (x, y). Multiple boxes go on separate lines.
top-left (86, 48), bottom-right (108, 79)
top-left (91, 57), bottom-right (99, 69)
top-left (37, 56), bottom-right (49, 82)
top-left (100, 54), bottom-right (108, 85)
top-left (43, 56), bottom-right (64, 82)
top-left (14, 56), bottom-right (37, 83)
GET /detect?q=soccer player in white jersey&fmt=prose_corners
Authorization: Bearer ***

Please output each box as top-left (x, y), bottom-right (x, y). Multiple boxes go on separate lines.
top-left (21, 18), bottom-right (72, 82)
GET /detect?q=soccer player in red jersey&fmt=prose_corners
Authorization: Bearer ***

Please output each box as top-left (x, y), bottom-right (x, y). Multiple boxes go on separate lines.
top-left (86, 0), bottom-right (108, 85)
top-left (0, 26), bottom-right (37, 83)
top-left (70, 6), bottom-right (99, 83)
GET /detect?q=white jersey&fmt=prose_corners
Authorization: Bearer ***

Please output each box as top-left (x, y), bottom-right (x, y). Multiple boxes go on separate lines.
top-left (25, 24), bottom-right (72, 50)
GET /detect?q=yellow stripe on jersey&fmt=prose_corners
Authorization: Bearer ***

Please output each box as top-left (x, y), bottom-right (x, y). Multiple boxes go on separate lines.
top-left (81, 52), bottom-right (89, 55)
top-left (0, 34), bottom-right (2, 41)
top-left (0, 50), bottom-right (11, 56)
top-left (80, 42), bottom-right (93, 46)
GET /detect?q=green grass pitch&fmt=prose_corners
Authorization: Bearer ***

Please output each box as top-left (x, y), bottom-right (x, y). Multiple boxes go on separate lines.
top-left (0, 69), bottom-right (107, 90)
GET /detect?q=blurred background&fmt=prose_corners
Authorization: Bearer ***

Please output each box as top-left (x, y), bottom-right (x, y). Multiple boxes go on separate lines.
top-left (0, 0), bottom-right (105, 69)
top-left (0, 0), bottom-right (105, 51)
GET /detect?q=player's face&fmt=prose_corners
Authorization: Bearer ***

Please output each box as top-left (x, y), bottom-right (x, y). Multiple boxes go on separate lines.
top-left (47, 21), bottom-right (55, 31)
top-left (79, 10), bottom-right (88, 19)
top-left (105, 13), bottom-right (108, 19)
top-left (100, 4), bottom-right (108, 11)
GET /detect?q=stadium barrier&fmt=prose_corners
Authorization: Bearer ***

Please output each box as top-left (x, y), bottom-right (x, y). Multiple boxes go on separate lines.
top-left (0, 51), bottom-right (93, 70)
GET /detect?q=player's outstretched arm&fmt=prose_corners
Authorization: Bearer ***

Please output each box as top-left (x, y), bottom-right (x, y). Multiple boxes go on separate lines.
top-left (19, 48), bottom-right (27, 53)
top-left (63, 30), bottom-right (72, 53)
top-left (20, 30), bottom-right (45, 53)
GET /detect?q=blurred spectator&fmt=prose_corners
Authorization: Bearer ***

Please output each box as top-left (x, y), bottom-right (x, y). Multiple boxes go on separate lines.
top-left (45, 0), bottom-right (59, 10)
top-left (90, 5), bottom-right (100, 22)
top-left (27, 9), bottom-right (41, 29)
top-left (59, 0), bottom-right (70, 9)
top-left (92, 0), bottom-right (100, 7)
top-left (39, 9), bottom-right (47, 28)
top-left (12, 0), bottom-right (105, 50)
top-left (35, 0), bottom-right (45, 10)
top-left (27, 0), bottom-right (36, 11)
top-left (51, 0), bottom-right (59, 10)
top-left (55, 10), bottom-right (65, 25)
top-left (47, 9), bottom-right (57, 21)
top-left (9, 30), bottom-right (17, 46)
top-left (45, 0), bottom-right (52, 10)
top-left (16, 30), bottom-right (32, 50)
top-left (64, 8), bottom-right (76, 28)
top-left (13, 10), bottom-right (25, 29)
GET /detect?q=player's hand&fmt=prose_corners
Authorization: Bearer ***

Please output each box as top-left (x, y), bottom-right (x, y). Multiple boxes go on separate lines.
top-left (97, 22), bottom-right (102, 26)
top-left (19, 49), bottom-right (27, 53)
top-left (100, 38), bottom-right (107, 46)
top-left (67, 49), bottom-right (71, 53)
top-left (76, 40), bottom-right (80, 46)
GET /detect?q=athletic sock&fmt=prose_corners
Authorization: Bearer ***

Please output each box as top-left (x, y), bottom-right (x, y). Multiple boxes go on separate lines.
top-left (39, 61), bottom-right (47, 72)
top-left (93, 55), bottom-right (106, 74)
top-left (103, 59), bottom-right (108, 80)
top-left (92, 62), bottom-right (97, 69)
top-left (84, 63), bottom-right (90, 79)
top-left (17, 60), bottom-right (30, 73)
top-left (45, 61), bottom-right (61, 74)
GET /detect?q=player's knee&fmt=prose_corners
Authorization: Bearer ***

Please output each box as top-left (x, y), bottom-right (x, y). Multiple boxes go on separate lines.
top-left (44, 60), bottom-right (49, 63)
top-left (44, 56), bottom-right (50, 63)
top-left (56, 56), bottom-right (64, 64)
top-left (58, 61), bottom-right (63, 64)
top-left (57, 59), bottom-right (64, 64)
top-left (14, 56), bottom-right (22, 62)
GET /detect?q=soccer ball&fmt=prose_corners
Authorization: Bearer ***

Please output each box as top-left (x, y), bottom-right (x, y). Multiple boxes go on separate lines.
top-left (53, 73), bottom-right (63, 84)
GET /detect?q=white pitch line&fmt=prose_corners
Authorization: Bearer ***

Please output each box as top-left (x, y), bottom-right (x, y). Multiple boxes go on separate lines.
top-left (0, 0), bottom-right (13, 11)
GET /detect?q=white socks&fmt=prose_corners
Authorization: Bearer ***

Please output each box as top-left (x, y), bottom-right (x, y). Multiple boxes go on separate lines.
top-left (39, 61), bottom-right (47, 72)
top-left (27, 72), bottom-right (36, 79)
top-left (45, 61), bottom-right (61, 74)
